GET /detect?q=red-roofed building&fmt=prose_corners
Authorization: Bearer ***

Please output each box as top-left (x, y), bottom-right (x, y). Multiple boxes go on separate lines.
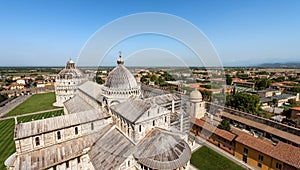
top-left (291, 106), bottom-right (300, 120)
top-left (191, 117), bottom-right (237, 155)
top-left (235, 133), bottom-right (300, 170)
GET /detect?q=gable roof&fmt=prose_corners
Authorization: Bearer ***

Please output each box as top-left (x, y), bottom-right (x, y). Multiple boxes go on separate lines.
top-left (271, 142), bottom-right (300, 169)
top-left (89, 127), bottom-right (135, 169)
top-left (191, 117), bottom-right (237, 142)
top-left (14, 110), bottom-right (108, 139)
top-left (110, 99), bottom-right (152, 123)
top-left (78, 81), bottom-right (103, 101)
top-left (15, 125), bottom-right (111, 170)
top-left (63, 95), bottom-right (96, 114)
top-left (235, 133), bottom-right (274, 156)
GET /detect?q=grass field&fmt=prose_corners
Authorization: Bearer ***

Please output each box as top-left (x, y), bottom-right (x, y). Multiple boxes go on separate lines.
top-left (4, 92), bottom-right (59, 117)
top-left (191, 146), bottom-right (245, 170)
top-left (0, 110), bottom-right (63, 170)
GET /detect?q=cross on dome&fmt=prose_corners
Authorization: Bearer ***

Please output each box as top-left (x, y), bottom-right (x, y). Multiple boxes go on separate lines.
top-left (117, 51), bottom-right (124, 65)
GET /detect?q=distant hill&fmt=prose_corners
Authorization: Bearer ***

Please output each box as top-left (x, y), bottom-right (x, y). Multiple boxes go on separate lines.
top-left (259, 62), bottom-right (300, 68)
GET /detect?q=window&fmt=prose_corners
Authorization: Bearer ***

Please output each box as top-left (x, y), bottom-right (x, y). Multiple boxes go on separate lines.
top-left (35, 137), bottom-right (40, 146)
top-left (258, 155), bottom-right (264, 161)
top-left (53, 165), bottom-right (57, 170)
top-left (223, 144), bottom-right (225, 147)
top-left (139, 125), bottom-right (142, 132)
top-left (153, 120), bottom-right (155, 126)
top-left (276, 163), bottom-right (282, 170)
top-left (165, 116), bottom-right (167, 123)
top-left (57, 131), bottom-right (61, 140)
top-left (257, 162), bottom-right (262, 168)
top-left (77, 157), bottom-right (81, 163)
top-left (244, 148), bottom-right (248, 154)
top-left (75, 127), bottom-right (78, 135)
top-left (91, 122), bottom-right (94, 130)
top-left (148, 111), bottom-right (150, 117)
top-left (66, 161), bottom-right (69, 168)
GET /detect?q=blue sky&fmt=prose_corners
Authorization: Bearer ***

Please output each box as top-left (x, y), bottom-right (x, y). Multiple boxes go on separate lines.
top-left (0, 0), bottom-right (300, 66)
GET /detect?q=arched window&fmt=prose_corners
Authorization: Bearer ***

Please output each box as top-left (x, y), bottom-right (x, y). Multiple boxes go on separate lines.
top-left (57, 131), bottom-right (61, 140)
top-left (153, 120), bottom-right (155, 126)
top-left (139, 125), bottom-right (142, 132)
top-left (165, 116), bottom-right (167, 123)
top-left (35, 137), bottom-right (40, 146)
top-left (75, 127), bottom-right (78, 135)
top-left (91, 122), bottom-right (94, 130)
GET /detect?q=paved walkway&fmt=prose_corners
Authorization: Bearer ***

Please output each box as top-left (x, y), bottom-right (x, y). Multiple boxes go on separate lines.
top-left (0, 95), bottom-right (31, 117)
top-left (0, 108), bottom-right (63, 121)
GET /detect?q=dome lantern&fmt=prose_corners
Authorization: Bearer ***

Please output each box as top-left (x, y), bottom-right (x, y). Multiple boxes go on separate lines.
top-left (117, 51), bottom-right (124, 65)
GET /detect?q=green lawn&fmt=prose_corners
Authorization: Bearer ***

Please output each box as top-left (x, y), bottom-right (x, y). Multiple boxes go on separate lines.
top-left (191, 146), bottom-right (245, 170)
top-left (4, 92), bottom-right (59, 117)
top-left (0, 110), bottom-right (63, 170)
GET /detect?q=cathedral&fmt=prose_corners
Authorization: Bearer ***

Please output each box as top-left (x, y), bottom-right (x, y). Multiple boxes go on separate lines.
top-left (5, 54), bottom-right (205, 170)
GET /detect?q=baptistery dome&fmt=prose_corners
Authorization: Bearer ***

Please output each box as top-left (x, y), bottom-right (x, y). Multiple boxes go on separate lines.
top-left (57, 59), bottom-right (85, 79)
top-left (53, 59), bottom-right (87, 107)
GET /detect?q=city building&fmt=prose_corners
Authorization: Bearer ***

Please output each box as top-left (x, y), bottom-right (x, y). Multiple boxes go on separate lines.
top-left (5, 54), bottom-right (193, 170)
top-left (190, 116), bottom-right (300, 170)
top-left (235, 133), bottom-right (300, 170)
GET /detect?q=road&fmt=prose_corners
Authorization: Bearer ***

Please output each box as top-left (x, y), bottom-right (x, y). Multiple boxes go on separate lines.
top-left (0, 95), bottom-right (31, 118)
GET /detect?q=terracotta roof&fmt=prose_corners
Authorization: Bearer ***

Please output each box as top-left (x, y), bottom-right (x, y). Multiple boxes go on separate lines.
top-left (222, 112), bottom-right (300, 145)
top-left (236, 133), bottom-right (300, 169)
top-left (235, 133), bottom-right (274, 156)
top-left (291, 106), bottom-right (300, 111)
top-left (271, 142), bottom-right (300, 168)
top-left (191, 117), bottom-right (237, 141)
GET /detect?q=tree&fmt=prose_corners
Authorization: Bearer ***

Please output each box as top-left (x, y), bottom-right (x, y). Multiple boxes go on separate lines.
top-left (256, 78), bottom-right (269, 90)
top-left (35, 75), bottom-right (44, 81)
top-left (140, 75), bottom-right (148, 83)
top-left (226, 92), bottom-right (261, 115)
top-left (95, 77), bottom-right (104, 84)
top-left (218, 118), bottom-right (231, 131)
top-left (225, 74), bottom-right (232, 85)
top-left (199, 89), bottom-right (212, 101)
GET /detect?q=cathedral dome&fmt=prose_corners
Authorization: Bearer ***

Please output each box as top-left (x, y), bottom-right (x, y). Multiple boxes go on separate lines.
top-left (190, 88), bottom-right (202, 101)
top-left (104, 55), bottom-right (138, 90)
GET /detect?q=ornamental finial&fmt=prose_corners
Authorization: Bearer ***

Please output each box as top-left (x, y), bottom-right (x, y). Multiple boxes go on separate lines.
top-left (117, 51), bottom-right (124, 65)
